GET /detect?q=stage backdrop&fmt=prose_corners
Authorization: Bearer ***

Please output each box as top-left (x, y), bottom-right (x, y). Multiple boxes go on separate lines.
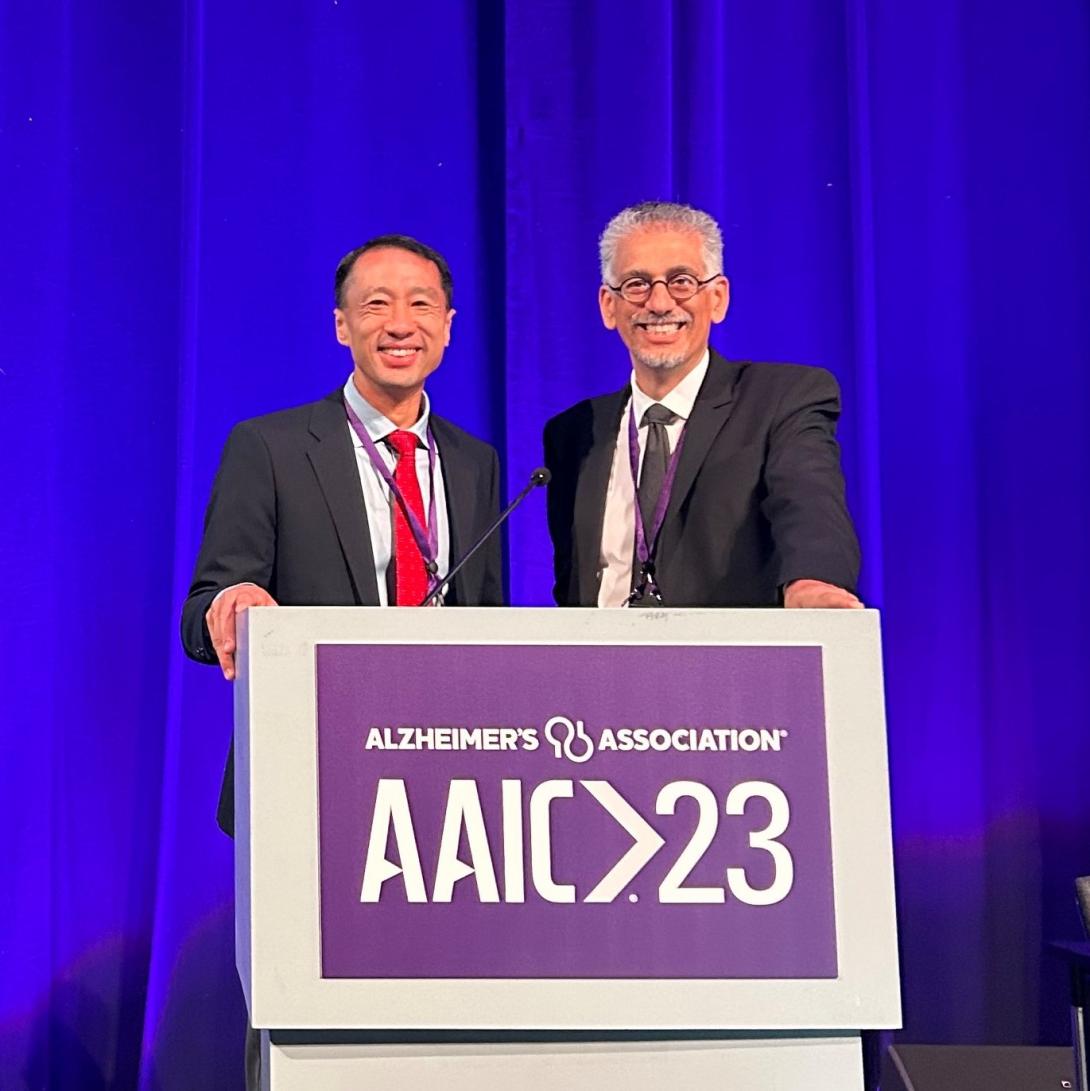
top-left (2, 1), bottom-right (1088, 1086)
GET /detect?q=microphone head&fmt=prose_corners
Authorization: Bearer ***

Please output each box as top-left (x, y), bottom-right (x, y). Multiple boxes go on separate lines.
top-left (530, 467), bottom-right (552, 486)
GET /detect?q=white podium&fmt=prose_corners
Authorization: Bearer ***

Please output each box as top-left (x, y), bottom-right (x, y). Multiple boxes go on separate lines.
top-left (233, 607), bottom-right (900, 1089)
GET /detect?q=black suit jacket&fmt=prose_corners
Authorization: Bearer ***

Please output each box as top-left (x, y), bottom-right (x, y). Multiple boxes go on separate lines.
top-left (181, 387), bottom-right (503, 832)
top-left (543, 351), bottom-right (859, 607)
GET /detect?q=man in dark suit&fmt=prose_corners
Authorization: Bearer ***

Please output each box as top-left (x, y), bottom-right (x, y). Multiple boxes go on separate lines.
top-left (182, 234), bottom-right (503, 834)
top-left (544, 201), bottom-right (860, 609)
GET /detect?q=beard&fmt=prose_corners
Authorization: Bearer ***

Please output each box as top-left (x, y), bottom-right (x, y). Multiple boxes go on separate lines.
top-left (628, 311), bottom-right (693, 373)
top-left (631, 348), bottom-right (691, 371)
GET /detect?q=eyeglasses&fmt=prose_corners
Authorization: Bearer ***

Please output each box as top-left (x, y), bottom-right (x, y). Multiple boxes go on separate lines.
top-left (606, 272), bottom-right (721, 305)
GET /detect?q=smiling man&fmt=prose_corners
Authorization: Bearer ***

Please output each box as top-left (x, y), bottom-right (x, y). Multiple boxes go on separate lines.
top-left (543, 201), bottom-right (861, 609)
top-left (181, 234), bottom-right (503, 835)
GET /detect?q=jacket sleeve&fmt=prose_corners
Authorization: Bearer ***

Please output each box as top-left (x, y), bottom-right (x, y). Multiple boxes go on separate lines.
top-left (542, 413), bottom-right (576, 606)
top-left (760, 367), bottom-right (861, 595)
top-left (180, 421), bottom-right (278, 663)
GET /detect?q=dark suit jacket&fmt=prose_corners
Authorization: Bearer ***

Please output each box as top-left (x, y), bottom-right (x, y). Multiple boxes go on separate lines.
top-left (181, 387), bottom-right (503, 832)
top-left (543, 351), bottom-right (859, 607)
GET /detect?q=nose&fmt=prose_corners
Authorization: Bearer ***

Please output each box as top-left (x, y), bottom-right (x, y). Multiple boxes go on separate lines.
top-left (384, 299), bottom-right (415, 334)
top-left (645, 279), bottom-right (676, 311)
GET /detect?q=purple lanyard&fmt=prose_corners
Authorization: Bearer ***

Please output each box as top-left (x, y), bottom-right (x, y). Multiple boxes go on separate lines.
top-left (344, 398), bottom-right (441, 587)
top-left (628, 400), bottom-right (687, 596)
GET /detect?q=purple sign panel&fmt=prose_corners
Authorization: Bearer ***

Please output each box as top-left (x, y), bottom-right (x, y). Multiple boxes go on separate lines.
top-left (316, 644), bottom-right (836, 979)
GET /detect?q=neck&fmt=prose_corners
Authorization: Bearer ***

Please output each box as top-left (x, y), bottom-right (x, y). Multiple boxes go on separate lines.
top-left (352, 373), bottom-right (424, 429)
top-left (632, 349), bottom-right (705, 401)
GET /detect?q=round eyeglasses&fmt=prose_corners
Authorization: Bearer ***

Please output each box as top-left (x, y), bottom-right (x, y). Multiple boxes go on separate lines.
top-left (606, 272), bottom-right (721, 305)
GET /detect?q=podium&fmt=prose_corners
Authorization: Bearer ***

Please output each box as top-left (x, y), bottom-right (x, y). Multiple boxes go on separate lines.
top-left (233, 607), bottom-right (900, 1089)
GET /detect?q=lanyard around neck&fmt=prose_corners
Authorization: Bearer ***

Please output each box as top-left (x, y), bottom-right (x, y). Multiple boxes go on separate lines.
top-left (344, 397), bottom-right (440, 587)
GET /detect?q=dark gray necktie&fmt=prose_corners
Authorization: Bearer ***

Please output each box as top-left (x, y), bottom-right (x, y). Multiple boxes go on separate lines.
top-left (637, 403), bottom-right (680, 536)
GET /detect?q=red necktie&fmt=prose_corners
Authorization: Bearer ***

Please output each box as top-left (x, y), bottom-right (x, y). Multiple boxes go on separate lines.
top-left (386, 430), bottom-right (428, 607)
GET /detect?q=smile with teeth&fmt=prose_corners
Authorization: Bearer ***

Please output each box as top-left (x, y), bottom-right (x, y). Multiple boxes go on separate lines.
top-left (380, 347), bottom-right (421, 357)
top-left (637, 321), bottom-right (687, 333)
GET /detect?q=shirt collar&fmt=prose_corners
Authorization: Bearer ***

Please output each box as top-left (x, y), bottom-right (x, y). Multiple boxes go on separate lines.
top-left (629, 349), bottom-right (710, 424)
top-left (343, 376), bottom-right (431, 445)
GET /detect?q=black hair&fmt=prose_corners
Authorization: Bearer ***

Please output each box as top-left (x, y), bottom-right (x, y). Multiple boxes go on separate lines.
top-left (333, 234), bottom-right (454, 309)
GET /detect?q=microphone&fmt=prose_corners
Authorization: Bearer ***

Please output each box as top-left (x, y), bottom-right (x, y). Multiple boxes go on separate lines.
top-left (419, 467), bottom-right (551, 606)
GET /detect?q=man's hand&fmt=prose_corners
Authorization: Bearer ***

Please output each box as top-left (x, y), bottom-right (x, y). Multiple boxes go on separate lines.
top-left (784, 578), bottom-right (863, 609)
top-left (205, 584), bottom-right (278, 680)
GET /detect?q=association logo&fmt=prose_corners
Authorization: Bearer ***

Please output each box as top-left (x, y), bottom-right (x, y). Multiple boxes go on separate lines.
top-left (543, 715), bottom-right (594, 762)
top-left (364, 714), bottom-right (789, 760)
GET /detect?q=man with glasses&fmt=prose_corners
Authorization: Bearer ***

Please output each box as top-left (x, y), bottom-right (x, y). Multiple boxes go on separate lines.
top-left (543, 200), bottom-right (861, 609)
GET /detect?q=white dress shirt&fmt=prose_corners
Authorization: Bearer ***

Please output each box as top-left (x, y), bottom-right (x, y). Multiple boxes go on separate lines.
top-left (343, 376), bottom-right (451, 606)
top-left (597, 351), bottom-right (710, 608)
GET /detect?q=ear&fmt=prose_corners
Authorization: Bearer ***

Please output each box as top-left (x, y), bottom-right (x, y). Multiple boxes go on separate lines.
top-left (710, 276), bottom-right (731, 324)
top-left (599, 285), bottom-right (618, 330)
top-left (443, 306), bottom-right (456, 347)
top-left (334, 308), bottom-right (350, 346)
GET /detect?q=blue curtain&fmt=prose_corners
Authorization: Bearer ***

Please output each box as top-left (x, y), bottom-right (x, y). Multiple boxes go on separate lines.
top-left (2, 1), bottom-right (1088, 1085)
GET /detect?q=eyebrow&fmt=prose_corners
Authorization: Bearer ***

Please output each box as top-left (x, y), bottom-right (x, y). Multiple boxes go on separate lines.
top-left (620, 265), bottom-right (701, 280)
top-left (360, 285), bottom-right (442, 300)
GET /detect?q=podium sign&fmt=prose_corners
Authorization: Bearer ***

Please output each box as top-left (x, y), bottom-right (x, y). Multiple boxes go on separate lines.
top-left (234, 607), bottom-right (899, 1034)
top-left (316, 643), bottom-right (835, 980)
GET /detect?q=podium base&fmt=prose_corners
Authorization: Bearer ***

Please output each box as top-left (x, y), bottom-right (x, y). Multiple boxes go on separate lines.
top-left (262, 1032), bottom-right (864, 1090)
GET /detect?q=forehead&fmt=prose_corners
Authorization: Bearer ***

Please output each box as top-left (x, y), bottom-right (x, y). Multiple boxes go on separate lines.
top-left (347, 247), bottom-right (443, 296)
top-left (612, 225), bottom-right (706, 276)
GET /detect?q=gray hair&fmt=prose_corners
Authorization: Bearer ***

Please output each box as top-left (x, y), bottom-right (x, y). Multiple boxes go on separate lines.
top-left (599, 201), bottom-right (724, 284)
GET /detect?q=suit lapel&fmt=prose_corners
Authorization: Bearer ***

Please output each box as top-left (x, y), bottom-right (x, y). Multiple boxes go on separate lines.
top-left (306, 391), bottom-right (381, 605)
top-left (429, 415), bottom-right (473, 604)
top-left (664, 352), bottom-right (739, 527)
top-left (574, 387), bottom-right (629, 604)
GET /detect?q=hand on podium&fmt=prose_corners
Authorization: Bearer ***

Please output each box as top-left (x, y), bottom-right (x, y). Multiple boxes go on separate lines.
top-left (205, 583), bottom-right (278, 680)
top-left (784, 579), bottom-right (863, 610)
